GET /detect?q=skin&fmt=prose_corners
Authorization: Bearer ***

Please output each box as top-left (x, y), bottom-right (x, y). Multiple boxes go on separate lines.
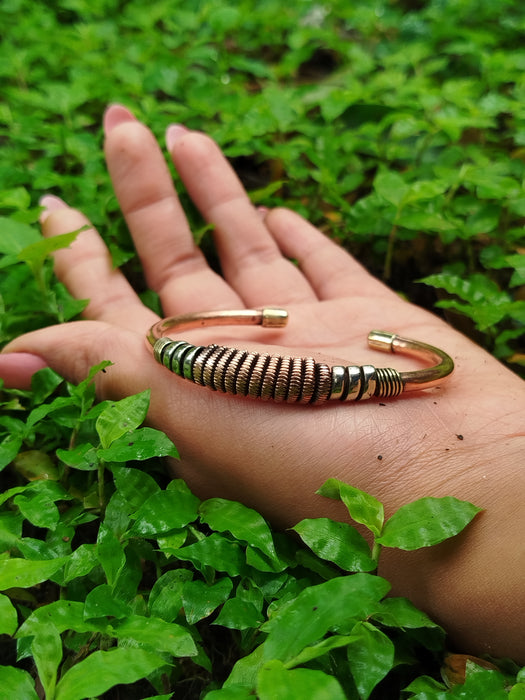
top-left (1, 104), bottom-right (524, 661)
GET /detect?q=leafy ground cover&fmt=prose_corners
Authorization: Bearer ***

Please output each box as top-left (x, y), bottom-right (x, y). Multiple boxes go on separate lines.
top-left (1, 0), bottom-right (525, 697)
top-left (0, 370), bottom-right (512, 698)
top-left (1, 0), bottom-right (524, 367)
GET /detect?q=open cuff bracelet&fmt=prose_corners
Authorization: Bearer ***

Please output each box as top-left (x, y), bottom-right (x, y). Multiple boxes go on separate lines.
top-left (147, 308), bottom-right (454, 405)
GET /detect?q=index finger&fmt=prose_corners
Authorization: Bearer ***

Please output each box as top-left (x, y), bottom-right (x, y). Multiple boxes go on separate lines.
top-left (39, 196), bottom-right (158, 331)
top-left (104, 105), bottom-right (242, 315)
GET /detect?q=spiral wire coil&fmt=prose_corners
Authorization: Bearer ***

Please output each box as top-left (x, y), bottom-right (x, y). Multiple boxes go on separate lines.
top-left (147, 307), bottom-right (454, 405)
top-left (153, 337), bottom-right (399, 404)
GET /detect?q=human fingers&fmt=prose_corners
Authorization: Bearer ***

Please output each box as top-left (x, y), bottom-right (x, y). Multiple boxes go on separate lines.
top-left (104, 105), bottom-right (242, 315)
top-left (167, 129), bottom-right (318, 305)
top-left (2, 321), bottom-right (161, 403)
top-left (0, 353), bottom-right (48, 390)
top-left (265, 207), bottom-right (400, 301)
top-left (38, 195), bottom-right (157, 331)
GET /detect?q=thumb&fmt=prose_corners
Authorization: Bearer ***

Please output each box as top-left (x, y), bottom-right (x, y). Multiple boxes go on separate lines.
top-left (0, 353), bottom-right (49, 390)
top-left (1, 321), bottom-right (154, 398)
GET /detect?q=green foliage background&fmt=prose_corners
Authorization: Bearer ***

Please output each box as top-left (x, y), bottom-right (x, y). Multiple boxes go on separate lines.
top-left (1, 0), bottom-right (524, 366)
top-left (1, 0), bottom-right (525, 698)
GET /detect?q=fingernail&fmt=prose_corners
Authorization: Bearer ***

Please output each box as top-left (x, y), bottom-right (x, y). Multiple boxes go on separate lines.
top-left (39, 194), bottom-right (68, 224)
top-left (166, 123), bottom-right (189, 151)
top-left (0, 353), bottom-right (48, 391)
top-left (257, 206), bottom-right (269, 219)
top-left (103, 103), bottom-right (137, 135)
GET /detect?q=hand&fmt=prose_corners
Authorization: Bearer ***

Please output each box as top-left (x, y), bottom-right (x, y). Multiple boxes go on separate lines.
top-left (2, 104), bottom-right (524, 660)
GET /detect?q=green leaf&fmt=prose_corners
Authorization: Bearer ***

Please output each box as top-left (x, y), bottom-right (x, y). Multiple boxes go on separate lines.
top-left (346, 621), bottom-right (395, 700)
top-left (420, 272), bottom-right (496, 306)
top-left (84, 584), bottom-right (132, 620)
top-left (224, 645), bottom-right (265, 689)
top-left (149, 568), bottom-right (192, 622)
top-left (0, 217), bottom-right (41, 254)
top-left (0, 593), bottom-right (18, 635)
top-left (128, 485), bottom-right (199, 536)
top-left (17, 601), bottom-right (103, 639)
top-left (405, 675), bottom-right (447, 696)
top-left (112, 466), bottom-right (161, 511)
top-left (97, 427), bottom-right (179, 462)
top-left (249, 179), bottom-right (287, 204)
top-left (245, 545), bottom-right (287, 573)
top-left (112, 614), bottom-right (197, 658)
top-left (12, 449), bottom-right (61, 481)
top-left (403, 179), bottom-right (450, 204)
top-left (0, 486), bottom-right (27, 505)
top-left (213, 597), bottom-right (262, 631)
top-left (156, 528), bottom-right (188, 554)
top-left (26, 396), bottom-right (79, 430)
top-left (397, 210), bottom-right (456, 232)
top-left (0, 187), bottom-right (31, 210)
top-left (0, 666), bottom-right (39, 700)
top-left (199, 498), bottom-right (279, 564)
top-left (509, 684), bottom-right (525, 700)
top-left (419, 272), bottom-right (512, 330)
top-left (31, 623), bottom-right (62, 699)
top-left (0, 435), bottom-right (23, 472)
top-left (481, 249), bottom-right (525, 287)
top-left (257, 660), bottom-right (346, 700)
top-left (56, 443), bottom-right (98, 471)
top-left (29, 366), bottom-right (64, 404)
top-left (54, 648), bottom-right (167, 700)
top-left (374, 170), bottom-right (410, 207)
top-left (316, 479), bottom-right (384, 537)
top-left (376, 497), bottom-right (482, 550)
top-left (292, 518), bottom-right (376, 572)
top-left (463, 168), bottom-right (521, 199)
top-left (69, 361), bottom-right (112, 407)
top-left (17, 228), bottom-right (87, 275)
top-left (62, 544), bottom-right (98, 584)
top-left (448, 668), bottom-right (507, 698)
top-left (262, 574), bottom-right (390, 662)
top-left (95, 390), bottom-right (151, 449)
top-left (372, 597), bottom-right (443, 632)
top-left (436, 298), bottom-right (516, 330)
top-left (102, 491), bottom-right (130, 537)
top-left (0, 557), bottom-right (67, 590)
top-left (205, 687), bottom-right (254, 699)
top-left (97, 524), bottom-right (126, 587)
top-left (173, 533), bottom-right (246, 577)
top-left (285, 634), bottom-right (359, 669)
top-left (182, 577), bottom-right (233, 624)
top-left (13, 491), bottom-right (60, 530)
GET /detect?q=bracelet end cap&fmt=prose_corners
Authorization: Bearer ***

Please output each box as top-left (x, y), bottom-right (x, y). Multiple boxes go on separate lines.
top-left (261, 308), bottom-right (288, 328)
top-left (368, 330), bottom-right (396, 353)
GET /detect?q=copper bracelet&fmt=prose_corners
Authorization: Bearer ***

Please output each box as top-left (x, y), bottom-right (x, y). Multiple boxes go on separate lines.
top-left (147, 308), bottom-right (454, 405)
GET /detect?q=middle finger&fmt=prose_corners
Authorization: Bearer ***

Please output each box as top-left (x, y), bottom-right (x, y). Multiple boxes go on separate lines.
top-left (167, 128), bottom-right (318, 306)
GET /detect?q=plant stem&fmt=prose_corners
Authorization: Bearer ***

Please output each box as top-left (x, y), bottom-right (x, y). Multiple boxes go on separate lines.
top-left (383, 223), bottom-right (398, 281)
top-left (371, 541), bottom-right (382, 570)
top-left (98, 461), bottom-right (105, 511)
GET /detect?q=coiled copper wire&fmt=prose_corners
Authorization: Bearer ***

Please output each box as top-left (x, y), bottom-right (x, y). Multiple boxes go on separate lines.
top-left (148, 307), bottom-right (454, 404)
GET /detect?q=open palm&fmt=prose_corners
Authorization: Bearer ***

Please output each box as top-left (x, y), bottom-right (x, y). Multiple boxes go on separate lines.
top-left (3, 105), bottom-right (524, 660)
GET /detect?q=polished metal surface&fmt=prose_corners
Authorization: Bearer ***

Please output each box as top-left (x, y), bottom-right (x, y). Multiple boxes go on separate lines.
top-left (148, 308), bottom-right (454, 404)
